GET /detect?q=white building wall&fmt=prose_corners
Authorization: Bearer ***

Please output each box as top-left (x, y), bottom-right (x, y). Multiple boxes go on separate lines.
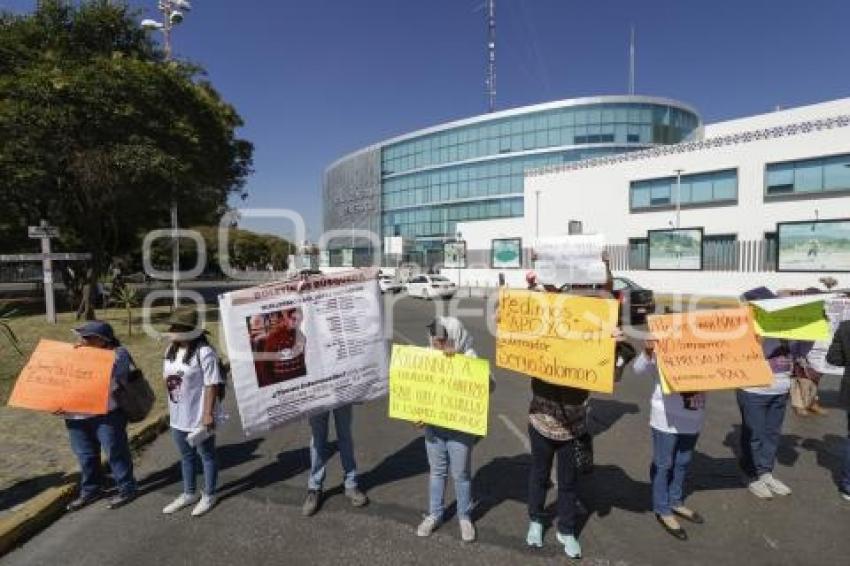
top-left (450, 98), bottom-right (850, 296)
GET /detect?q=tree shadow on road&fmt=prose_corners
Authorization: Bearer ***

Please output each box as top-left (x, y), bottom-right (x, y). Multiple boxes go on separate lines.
top-left (800, 433), bottom-right (846, 487)
top-left (722, 425), bottom-right (806, 473)
top-left (214, 440), bottom-right (308, 503)
top-left (137, 438), bottom-right (267, 497)
top-left (0, 472), bottom-right (67, 512)
top-left (356, 436), bottom-right (428, 494)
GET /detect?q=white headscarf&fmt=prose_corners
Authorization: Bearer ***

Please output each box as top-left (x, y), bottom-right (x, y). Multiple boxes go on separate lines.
top-left (429, 316), bottom-right (476, 357)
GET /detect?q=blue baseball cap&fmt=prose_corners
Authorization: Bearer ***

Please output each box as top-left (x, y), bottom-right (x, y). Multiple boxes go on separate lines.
top-left (73, 321), bottom-right (117, 344)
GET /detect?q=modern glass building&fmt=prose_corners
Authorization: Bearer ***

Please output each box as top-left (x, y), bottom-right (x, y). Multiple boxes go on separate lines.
top-left (323, 95), bottom-right (701, 268)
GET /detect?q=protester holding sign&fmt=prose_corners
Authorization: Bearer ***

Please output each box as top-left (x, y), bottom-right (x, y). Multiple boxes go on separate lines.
top-left (633, 340), bottom-right (706, 541)
top-left (524, 375), bottom-right (586, 559)
top-left (738, 288), bottom-right (798, 500)
top-left (302, 403), bottom-right (369, 516)
top-left (415, 317), bottom-right (489, 543)
top-left (63, 321), bottom-right (137, 512)
top-left (825, 319), bottom-right (850, 501)
top-left (161, 308), bottom-right (224, 517)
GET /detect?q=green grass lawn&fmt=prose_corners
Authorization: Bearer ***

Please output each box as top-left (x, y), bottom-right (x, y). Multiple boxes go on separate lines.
top-left (1, 305), bottom-right (223, 406)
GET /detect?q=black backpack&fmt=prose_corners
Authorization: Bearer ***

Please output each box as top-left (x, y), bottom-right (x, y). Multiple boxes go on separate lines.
top-left (115, 351), bottom-right (156, 423)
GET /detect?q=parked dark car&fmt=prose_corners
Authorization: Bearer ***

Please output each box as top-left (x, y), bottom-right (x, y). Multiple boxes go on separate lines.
top-left (555, 276), bottom-right (655, 324)
top-left (612, 276), bottom-right (656, 323)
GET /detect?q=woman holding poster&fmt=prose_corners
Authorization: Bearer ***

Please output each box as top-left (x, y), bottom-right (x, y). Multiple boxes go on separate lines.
top-left (524, 377), bottom-right (586, 559)
top-left (738, 288), bottom-right (797, 500)
top-left (633, 339), bottom-right (706, 540)
top-left (64, 321), bottom-right (138, 512)
top-left (160, 308), bottom-right (225, 517)
top-left (416, 317), bottom-right (487, 543)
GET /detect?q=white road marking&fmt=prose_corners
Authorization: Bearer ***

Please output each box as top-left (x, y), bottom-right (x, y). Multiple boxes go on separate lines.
top-left (498, 413), bottom-right (530, 452)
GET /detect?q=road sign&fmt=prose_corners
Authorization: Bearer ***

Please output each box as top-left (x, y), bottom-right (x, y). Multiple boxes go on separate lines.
top-left (28, 225), bottom-right (60, 239)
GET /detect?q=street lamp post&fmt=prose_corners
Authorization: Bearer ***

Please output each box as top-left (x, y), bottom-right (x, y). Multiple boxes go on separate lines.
top-left (534, 190), bottom-right (541, 238)
top-left (455, 231), bottom-right (464, 295)
top-left (142, 1), bottom-right (192, 308)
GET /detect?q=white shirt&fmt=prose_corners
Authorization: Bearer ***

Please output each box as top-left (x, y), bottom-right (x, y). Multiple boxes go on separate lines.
top-left (163, 345), bottom-right (223, 432)
top-left (632, 352), bottom-right (706, 435)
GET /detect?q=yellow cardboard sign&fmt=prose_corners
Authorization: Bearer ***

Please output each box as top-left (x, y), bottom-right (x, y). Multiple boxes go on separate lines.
top-left (751, 302), bottom-right (830, 341)
top-left (389, 345), bottom-right (490, 436)
top-left (495, 289), bottom-right (619, 393)
top-left (648, 308), bottom-right (774, 392)
top-left (658, 365), bottom-right (672, 395)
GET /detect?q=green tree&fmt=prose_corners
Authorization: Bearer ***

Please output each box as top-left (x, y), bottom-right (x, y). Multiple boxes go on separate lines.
top-left (0, 1), bottom-right (253, 317)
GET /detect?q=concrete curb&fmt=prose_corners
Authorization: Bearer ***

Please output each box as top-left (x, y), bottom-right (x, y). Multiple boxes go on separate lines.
top-left (0, 411), bottom-right (169, 557)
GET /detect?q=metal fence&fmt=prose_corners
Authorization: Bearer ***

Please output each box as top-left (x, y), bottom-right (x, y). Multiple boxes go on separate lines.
top-left (606, 238), bottom-right (778, 273)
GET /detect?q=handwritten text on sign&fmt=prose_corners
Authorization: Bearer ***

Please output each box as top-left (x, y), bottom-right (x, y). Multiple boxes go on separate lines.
top-left (648, 308), bottom-right (773, 392)
top-left (8, 339), bottom-right (114, 414)
top-left (496, 289), bottom-right (618, 393)
top-left (389, 345), bottom-right (490, 436)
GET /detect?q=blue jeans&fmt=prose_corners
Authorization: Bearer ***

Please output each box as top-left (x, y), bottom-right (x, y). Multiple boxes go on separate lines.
top-left (650, 428), bottom-right (699, 516)
top-left (843, 411), bottom-right (850, 493)
top-left (736, 390), bottom-right (788, 478)
top-left (424, 426), bottom-right (474, 521)
top-left (308, 405), bottom-right (358, 490)
top-left (527, 425), bottom-right (578, 536)
top-left (171, 428), bottom-right (218, 495)
top-left (65, 410), bottom-right (136, 497)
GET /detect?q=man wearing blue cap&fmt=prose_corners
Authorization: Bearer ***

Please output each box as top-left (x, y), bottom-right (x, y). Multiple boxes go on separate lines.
top-left (63, 321), bottom-right (138, 511)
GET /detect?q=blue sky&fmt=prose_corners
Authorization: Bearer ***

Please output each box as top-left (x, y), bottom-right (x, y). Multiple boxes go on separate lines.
top-left (4, 0), bottom-right (850, 240)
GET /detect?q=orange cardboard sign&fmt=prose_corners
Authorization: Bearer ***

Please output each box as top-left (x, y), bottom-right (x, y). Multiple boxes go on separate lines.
top-left (647, 308), bottom-right (773, 392)
top-left (8, 339), bottom-right (114, 414)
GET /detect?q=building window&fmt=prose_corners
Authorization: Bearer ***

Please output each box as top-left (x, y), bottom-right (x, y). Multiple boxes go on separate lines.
top-left (765, 154), bottom-right (850, 197)
top-left (630, 169), bottom-right (738, 211)
top-left (628, 238), bottom-right (648, 270)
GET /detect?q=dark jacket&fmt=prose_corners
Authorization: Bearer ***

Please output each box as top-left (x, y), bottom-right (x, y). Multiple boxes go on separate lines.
top-left (826, 320), bottom-right (850, 409)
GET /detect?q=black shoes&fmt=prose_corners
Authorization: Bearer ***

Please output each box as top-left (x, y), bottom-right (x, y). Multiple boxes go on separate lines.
top-left (106, 491), bottom-right (136, 509)
top-left (672, 507), bottom-right (704, 524)
top-left (655, 514), bottom-right (688, 541)
top-left (66, 492), bottom-right (102, 512)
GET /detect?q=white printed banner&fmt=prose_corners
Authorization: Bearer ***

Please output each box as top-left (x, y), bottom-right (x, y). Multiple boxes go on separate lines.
top-left (219, 268), bottom-right (388, 436)
top-left (533, 234), bottom-right (607, 286)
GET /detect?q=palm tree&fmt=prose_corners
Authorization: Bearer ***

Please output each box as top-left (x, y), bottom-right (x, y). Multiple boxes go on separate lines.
top-left (0, 304), bottom-right (22, 355)
top-left (112, 286), bottom-right (139, 336)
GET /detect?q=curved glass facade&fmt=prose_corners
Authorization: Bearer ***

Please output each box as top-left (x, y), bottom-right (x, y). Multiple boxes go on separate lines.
top-left (323, 96), bottom-right (701, 267)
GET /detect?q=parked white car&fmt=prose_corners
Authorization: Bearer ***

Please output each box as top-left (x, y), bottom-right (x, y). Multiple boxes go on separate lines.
top-left (378, 274), bottom-right (403, 294)
top-left (406, 274), bottom-right (456, 299)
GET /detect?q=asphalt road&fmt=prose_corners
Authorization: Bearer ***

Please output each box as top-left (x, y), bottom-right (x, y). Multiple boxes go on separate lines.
top-left (3, 295), bottom-right (848, 566)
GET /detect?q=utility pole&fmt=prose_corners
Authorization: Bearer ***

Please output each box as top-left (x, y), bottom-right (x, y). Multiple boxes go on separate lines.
top-left (628, 24), bottom-right (635, 95)
top-left (142, 1), bottom-right (192, 308)
top-left (485, 0), bottom-right (496, 113)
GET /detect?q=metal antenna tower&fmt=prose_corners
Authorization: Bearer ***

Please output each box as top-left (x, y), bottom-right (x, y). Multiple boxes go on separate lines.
top-left (486, 0), bottom-right (496, 112)
top-left (628, 24), bottom-right (635, 95)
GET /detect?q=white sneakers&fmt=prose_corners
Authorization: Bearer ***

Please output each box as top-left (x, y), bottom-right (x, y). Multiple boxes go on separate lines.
top-left (162, 492), bottom-right (217, 516)
top-left (191, 494), bottom-right (217, 517)
top-left (459, 519), bottom-right (476, 543)
top-left (761, 474), bottom-right (792, 496)
top-left (162, 492), bottom-right (200, 514)
top-left (416, 515), bottom-right (476, 543)
top-left (416, 515), bottom-right (440, 537)
top-left (748, 474), bottom-right (792, 499)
